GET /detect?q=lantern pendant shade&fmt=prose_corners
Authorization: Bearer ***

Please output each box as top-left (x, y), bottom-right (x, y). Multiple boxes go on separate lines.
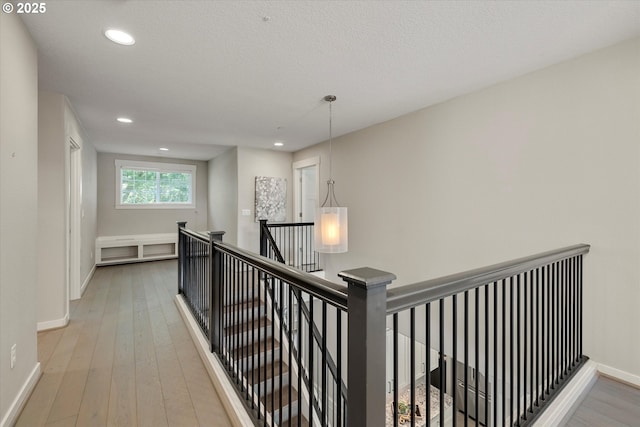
top-left (315, 206), bottom-right (348, 253)
top-left (314, 95), bottom-right (348, 253)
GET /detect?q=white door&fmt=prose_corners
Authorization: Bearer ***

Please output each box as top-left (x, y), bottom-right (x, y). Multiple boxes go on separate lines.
top-left (293, 158), bottom-right (319, 223)
top-left (299, 165), bottom-right (317, 222)
top-left (293, 158), bottom-right (319, 268)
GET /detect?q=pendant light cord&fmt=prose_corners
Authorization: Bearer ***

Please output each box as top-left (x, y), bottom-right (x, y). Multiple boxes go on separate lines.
top-left (329, 98), bottom-right (333, 182)
top-left (321, 95), bottom-right (338, 208)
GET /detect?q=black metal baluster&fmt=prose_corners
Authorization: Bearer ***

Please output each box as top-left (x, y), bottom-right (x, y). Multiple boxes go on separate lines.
top-left (501, 279), bottom-right (506, 427)
top-left (297, 290), bottom-right (302, 427)
top-left (243, 265), bottom-right (248, 398)
top-left (483, 285), bottom-right (488, 427)
top-left (511, 274), bottom-right (522, 426)
top-left (251, 266), bottom-right (256, 409)
top-left (545, 263), bottom-right (550, 396)
top-left (529, 269), bottom-right (534, 413)
top-left (464, 291), bottom-right (469, 427)
top-left (322, 302), bottom-right (327, 426)
top-left (308, 295), bottom-right (314, 426)
top-left (287, 284), bottom-right (292, 424)
top-left (578, 256), bottom-right (583, 359)
top-left (510, 276), bottom-right (514, 427)
top-left (279, 280), bottom-right (284, 424)
top-left (336, 307), bottom-right (342, 427)
top-left (453, 294), bottom-right (458, 427)
top-left (426, 302), bottom-right (431, 425)
top-left (535, 267), bottom-right (540, 407)
top-left (393, 313), bottom-right (399, 427)
top-left (474, 288), bottom-right (479, 427)
top-left (271, 276), bottom-right (276, 423)
top-left (560, 260), bottom-right (565, 380)
top-left (410, 307), bottom-right (416, 427)
top-left (553, 262), bottom-right (558, 388)
top-left (523, 271), bottom-right (528, 420)
top-left (574, 256), bottom-right (579, 364)
top-left (440, 297), bottom-right (445, 427)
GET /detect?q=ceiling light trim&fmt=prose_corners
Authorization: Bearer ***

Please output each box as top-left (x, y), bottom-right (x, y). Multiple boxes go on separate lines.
top-left (104, 29), bottom-right (135, 46)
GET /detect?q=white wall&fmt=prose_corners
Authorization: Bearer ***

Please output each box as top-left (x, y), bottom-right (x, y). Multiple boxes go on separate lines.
top-left (35, 94), bottom-right (96, 326)
top-left (65, 99), bottom-right (97, 294)
top-left (0, 12), bottom-right (40, 426)
top-left (78, 123), bottom-right (97, 285)
top-left (236, 147), bottom-right (293, 253)
top-left (97, 153), bottom-right (208, 236)
top-left (294, 38), bottom-right (640, 379)
top-left (37, 92), bottom-right (68, 326)
top-left (208, 147), bottom-right (238, 245)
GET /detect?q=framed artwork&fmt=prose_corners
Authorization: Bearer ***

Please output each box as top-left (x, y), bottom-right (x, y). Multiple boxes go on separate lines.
top-left (255, 176), bottom-right (287, 222)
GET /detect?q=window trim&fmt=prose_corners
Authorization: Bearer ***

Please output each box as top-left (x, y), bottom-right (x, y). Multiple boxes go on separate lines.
top-left (115, 159), bottom-right (196, 209)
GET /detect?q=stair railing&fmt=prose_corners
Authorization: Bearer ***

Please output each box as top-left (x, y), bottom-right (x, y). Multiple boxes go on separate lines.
top-left (260, 220), bottom-right (321, 273)
top-left (178, 221), bottom-right (590, 427)
top-left (260, 220), bottom-right (348, 424)
top-left (383, 244), bottom-right (591, 427)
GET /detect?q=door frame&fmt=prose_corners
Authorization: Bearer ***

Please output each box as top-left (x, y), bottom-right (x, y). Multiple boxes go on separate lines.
top-left (292, 157), bottom-right (320, 223)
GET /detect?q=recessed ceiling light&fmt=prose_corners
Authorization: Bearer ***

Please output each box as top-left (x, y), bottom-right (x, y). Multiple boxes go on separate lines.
top-left (104, 29), bottom-right (135, 46)
top-left (117, 117), bottom-right (133, 123)
top-left (274, 142), bottom-right (284, 147)
top-left (159, 148), bottom-right (169, 151)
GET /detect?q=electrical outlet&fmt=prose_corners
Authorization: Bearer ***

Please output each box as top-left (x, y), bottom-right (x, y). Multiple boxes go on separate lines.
top-left (10, 344), bottom-right (16, 369)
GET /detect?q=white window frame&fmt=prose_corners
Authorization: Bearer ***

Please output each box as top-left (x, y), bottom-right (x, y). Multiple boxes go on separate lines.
top-left (115, 159), bottom-right (196, 209)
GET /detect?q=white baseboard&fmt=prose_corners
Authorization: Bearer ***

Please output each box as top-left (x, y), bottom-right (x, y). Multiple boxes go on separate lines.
top-left (80, 264), bottom-right (96, 296)
top-left (597, 363), bottom-right (640, 388)
top-left (0, 362), bottom-right (41, 427)
top-left (37, 312), bottom-right (69, 332)
top-left (174, 295), bottom-right (254, 427)
top-left (533, 360), bottom-right (598, 426)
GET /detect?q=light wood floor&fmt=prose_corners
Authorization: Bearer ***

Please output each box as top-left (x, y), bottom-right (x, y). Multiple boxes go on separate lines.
top-left (566, 375), bottom-right (640, 427)
top-left (16, 260), bottom-right (232, 427)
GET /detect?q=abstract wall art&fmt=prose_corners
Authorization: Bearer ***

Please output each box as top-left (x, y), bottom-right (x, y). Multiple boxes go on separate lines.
top-left (255, 176), bottom-right (287, 222)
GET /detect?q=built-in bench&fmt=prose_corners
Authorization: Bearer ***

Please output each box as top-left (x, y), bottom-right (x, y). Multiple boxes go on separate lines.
top-left (96, 233), bottom-right (178, 265)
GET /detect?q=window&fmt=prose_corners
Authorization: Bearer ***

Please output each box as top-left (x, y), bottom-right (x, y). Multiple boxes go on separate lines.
top-left (115, 160), bottom-right (196, 209)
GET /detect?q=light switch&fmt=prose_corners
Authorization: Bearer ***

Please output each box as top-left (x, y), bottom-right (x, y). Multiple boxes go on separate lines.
top-left (241, 209), bottom-right (251, 216)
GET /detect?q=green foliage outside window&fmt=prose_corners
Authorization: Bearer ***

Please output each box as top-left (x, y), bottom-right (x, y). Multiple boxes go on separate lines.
top-left (121, 169), bottom-right (192, 205)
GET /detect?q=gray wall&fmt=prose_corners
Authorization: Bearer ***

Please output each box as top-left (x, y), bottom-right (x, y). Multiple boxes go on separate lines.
top-left (0, 12), bottom-right (39, 424)
top-left (208, 147), bottom-right (238, 245)
top-left (80, 132), bottom-right (97, 284)
top-left (294, 38), bottom-right (640, 379)
top-left (207, 146), bottom-right (292, 251)
top-left (37, 92), bottom-right (98, 327)
top-left (236, 147), bottom-right (293, 253)
top-left (97, 153), bottom-right (208, 236)
top-left (37, 92), bottom-right (67, 326)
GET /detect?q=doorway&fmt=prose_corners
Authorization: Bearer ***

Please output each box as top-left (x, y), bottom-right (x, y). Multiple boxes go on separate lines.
top-left (293, 157), bottom-right (319, 222)
top-left (293, 158), bottom-right (319, 268)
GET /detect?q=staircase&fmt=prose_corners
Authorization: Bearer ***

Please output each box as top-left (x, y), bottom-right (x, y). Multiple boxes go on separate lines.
top-left (224, 277), bottom-right (310, 426)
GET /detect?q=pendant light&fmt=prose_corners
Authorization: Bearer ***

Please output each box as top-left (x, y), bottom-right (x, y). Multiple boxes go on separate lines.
top-left (315, 95), bottom-right (348, 253)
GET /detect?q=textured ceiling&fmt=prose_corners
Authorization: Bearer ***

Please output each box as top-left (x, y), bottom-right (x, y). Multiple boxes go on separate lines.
top-left (20, 1), bottom-right (640, 160)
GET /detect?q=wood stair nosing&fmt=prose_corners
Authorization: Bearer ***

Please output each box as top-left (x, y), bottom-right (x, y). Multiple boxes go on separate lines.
top-left (230, 335), bottom-right (281, 362)
top-left (287, 415), bottom-right (311, 427)
top-left (223, 300), bottom-right (265, 326)
top-left (223, 282), bottom-right (311, 427)
top-left (225, 318), bottom-right (274, 350)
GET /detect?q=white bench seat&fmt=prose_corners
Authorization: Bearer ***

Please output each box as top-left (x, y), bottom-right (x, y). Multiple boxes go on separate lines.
top-left (96, 233), bottom-right (178, 265)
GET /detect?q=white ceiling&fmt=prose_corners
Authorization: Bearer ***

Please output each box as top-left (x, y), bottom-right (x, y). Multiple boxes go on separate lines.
top-left (21, 1), bottom-right (640, 161)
